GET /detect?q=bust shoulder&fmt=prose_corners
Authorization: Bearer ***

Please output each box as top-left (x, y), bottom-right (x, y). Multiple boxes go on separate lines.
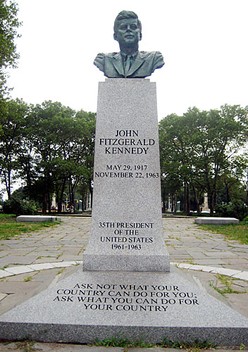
top-left (94, 52), bottom-right (120, 71)
top-left (139, 51), bottom-right (164, 70)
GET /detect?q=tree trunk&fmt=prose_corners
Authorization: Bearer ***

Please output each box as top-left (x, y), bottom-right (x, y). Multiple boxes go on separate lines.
top-left (4, 171), bottom-right (12, 200)
top-left (183, 181), bottom-right (190, 215)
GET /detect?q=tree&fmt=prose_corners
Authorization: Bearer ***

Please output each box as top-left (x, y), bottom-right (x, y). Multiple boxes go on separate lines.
top-left (73, 110), bottom-right (95, 210)
top-left (191, 105), bottom-right (247, 213)
top-left (0, 98), bottom-right (29, 199)
top-left (0, 0), bottom-right (21, 98)
top-left (159, 112), bottom-right (203, 214)
top-left (0, 98), bottom-right (96, 213)
top-left (159, 105), bottom-right (248, 215)
top-left (26, 101), bottom-right (76, 213)
top-left (20, 101), bottom-right (96, 213)
top-left (50, 109), bottom-right (95, 213)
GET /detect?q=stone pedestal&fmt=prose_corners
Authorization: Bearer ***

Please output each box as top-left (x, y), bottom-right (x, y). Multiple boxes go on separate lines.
top-left (83, 79), bottom-right (170, 272)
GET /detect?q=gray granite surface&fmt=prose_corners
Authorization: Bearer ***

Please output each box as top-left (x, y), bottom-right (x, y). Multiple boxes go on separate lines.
top-left (1, 266), bottom-right (248, 345)
top-left (84, 79), bottom-right (169, 272)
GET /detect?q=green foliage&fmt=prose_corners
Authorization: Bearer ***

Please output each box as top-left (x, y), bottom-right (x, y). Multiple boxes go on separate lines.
top-left (0, 99), bottom-right (96, 213)
top-left (210, 274), bottom-right (242, 296)
top-left (216, 171), bottom-right (247, 206)
top-left (94, 336), bottom-right (214, 349)
top-left (3, 197), bottom-right (38, 215)
top-left (0, 98), bottom-right (29, 198)
top-left (159, 105), bottom-right (248, 214)
top-left (0, 0), bottom-right (20, 68)
top-left (23, 275), bottom-right (33, 282)
top-left (0, 0), bottom-right (21, 97)
top-left (2, 187), bottom-right (38, 215)
top-left (25, 102), bottom-right (96, 213)
top-left (15, 341), bottom-right (35, 352)
top-left (215, 200), bottom-right (248, 220)
top-left (161, 337), bottom-right (214, 349)
top-left (243, 216), bottom-right (248, 223)
top-left (0, 213), bottom-right (15, 219)
top-left (94, 337), bottom-right (154, 347)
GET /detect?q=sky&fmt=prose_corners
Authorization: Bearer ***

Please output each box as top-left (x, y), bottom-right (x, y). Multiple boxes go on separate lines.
top-left (7, 0), bottom-right (248, 120)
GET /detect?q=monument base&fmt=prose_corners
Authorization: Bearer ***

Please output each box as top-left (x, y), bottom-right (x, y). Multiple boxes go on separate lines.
top-left (1, 266), bottom-right (248, 346)
top-left (83, 252), bottom-right (170, 272)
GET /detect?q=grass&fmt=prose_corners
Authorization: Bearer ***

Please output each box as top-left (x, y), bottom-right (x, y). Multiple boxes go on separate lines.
top-left (199, 222), bottom-right (248, 245)
top-left (94, 337), bottom-right (214, 350)
top-left (16, 341), bottom-right (35, 352)
top-left (0, 213), bottom-right (60, 240)
top-left (161, 338), bottom-right (214, 350)
top-left (210, 274), bottom-right (243, 296)
top-left (94, 337), bottom-right (154, 348)
top-left (23, 275), bottom-right (34, 282)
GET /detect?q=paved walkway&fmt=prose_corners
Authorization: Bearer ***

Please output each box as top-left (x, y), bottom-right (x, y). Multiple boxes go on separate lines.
top-left (0, 216), bottom-right (248, 351)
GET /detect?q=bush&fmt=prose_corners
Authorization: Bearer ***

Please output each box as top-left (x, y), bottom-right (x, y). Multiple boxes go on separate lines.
top-left (3, 197), bottom-right (38, 215)
top-left (215, 200), bottom-right (248, 221)
top-left (243, 215), bottom-right (248, 223)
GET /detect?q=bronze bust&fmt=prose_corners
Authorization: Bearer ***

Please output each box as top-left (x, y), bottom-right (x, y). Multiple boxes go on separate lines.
top-left (94, 10), bottom-right (164, 78)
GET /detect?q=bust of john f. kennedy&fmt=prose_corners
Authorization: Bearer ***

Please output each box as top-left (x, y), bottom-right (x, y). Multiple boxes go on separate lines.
top-left (94, 10), bottom-right (164, 78)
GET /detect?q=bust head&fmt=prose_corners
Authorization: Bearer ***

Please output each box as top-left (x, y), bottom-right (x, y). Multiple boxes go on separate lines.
top-left (93, 10), bottom-right (164, 78)
top-left (113, 11), bottom-right (142, 53)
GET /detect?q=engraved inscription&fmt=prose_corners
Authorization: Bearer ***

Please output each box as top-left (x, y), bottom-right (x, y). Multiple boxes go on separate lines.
top-left (97, 221), bottom-right (155, 251)
top-left (115, 130), bottom-right (139, 137)
top-left (98, 129), bottom-right (155, 155)
top-left (95, 164), bottom-right (159, 179)
top-left (52, 283), bottom-right (199, 312)
top-left (95, 129), bottom-right (159, 178)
